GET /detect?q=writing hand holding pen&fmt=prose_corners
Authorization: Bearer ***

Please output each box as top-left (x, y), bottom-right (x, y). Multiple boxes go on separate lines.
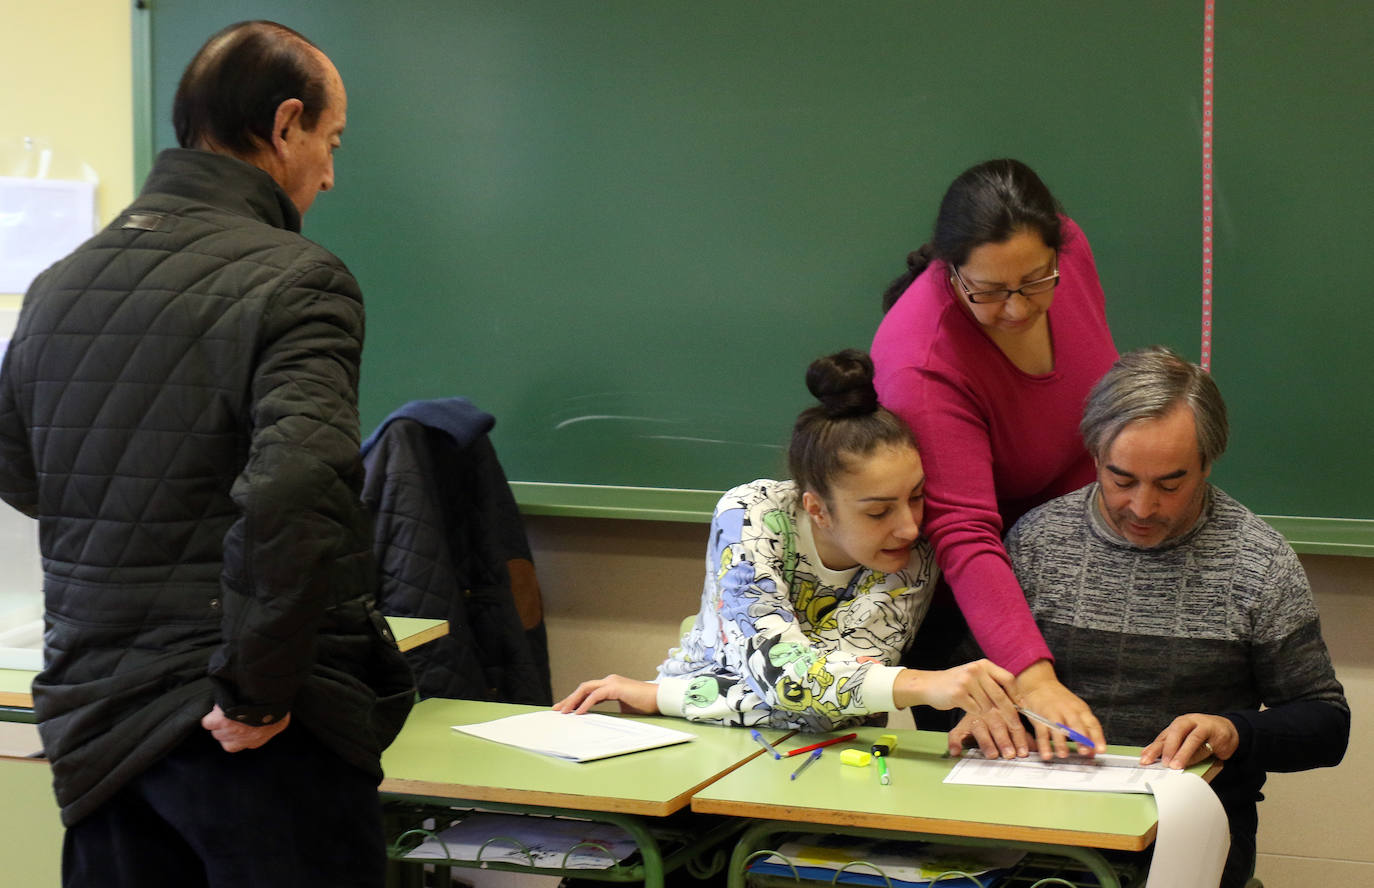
top-left (947, 704), bottom-right (1105, 761)
top-left (1012, 662), bottom-right (1105, 759)
top-left (1017, 706), bottom-right (1096, 750)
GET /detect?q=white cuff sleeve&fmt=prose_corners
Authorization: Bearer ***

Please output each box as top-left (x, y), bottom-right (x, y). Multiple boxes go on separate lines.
top-left (860, 664), bottom-right (905, 714)
top-left (656, 676), bottom-right (690, 718)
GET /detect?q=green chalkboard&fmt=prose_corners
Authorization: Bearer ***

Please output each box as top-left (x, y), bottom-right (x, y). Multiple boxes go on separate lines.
top-left (136, 2), bottom-right (1372, 542)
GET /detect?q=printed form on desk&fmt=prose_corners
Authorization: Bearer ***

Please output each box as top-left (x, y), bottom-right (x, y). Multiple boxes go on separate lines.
top-left (945, 752), bottom-right (1170, 793)
top-left (946, 752), bottom-right (1229, 888)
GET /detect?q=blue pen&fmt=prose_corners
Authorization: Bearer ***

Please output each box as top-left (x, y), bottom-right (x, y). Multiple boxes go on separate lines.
top-left (1018, 706), bottom-right (1096, 750)
top-left (751, 729), bottom-right (782, 759)
top-left (790, 748), bottom-right (822, 780)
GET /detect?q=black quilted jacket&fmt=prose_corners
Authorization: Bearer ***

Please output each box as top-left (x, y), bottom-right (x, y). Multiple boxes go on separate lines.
top-left (0, 149), bottom-right (414, 825)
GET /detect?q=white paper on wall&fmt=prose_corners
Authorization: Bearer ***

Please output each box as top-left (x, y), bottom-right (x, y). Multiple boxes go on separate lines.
top-left (0, 176), bottom-right (96, 293)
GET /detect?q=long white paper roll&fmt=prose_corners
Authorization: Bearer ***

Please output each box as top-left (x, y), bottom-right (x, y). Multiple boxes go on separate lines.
top-left (1144, 772), bottom-right (1229, 888)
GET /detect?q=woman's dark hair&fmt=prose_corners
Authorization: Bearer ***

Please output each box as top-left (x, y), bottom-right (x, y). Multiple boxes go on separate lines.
top-left (788, 349), bottom-right (917, 501)
top-left (173, 20), bottom-right (329, 156)
top-left (881, 159), bottom-right (1064, 312)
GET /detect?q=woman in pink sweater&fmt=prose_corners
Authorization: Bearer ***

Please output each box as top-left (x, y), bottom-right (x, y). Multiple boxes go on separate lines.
top-left (871, 159), bottom-right (1117, 757)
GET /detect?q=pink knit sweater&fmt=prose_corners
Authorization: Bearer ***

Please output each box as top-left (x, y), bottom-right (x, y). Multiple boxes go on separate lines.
top-left (871, 217), bottom-right (1118, 674)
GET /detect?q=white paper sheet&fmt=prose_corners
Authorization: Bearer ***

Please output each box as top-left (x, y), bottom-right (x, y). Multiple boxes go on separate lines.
top-left (453, 710), bottom-right (696, 762)
top-left (0, 176), bottom-right (96, 293)
top-left (1143, 772), bottom-right (1229, 888)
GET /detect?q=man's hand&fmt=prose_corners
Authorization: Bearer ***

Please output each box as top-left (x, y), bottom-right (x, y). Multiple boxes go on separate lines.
top-left (1014, 660), bottom-right (1105, 760)
top-left (1141, 713), bottom-right (1238, 769)
top-left (947, 709), bottom-right (1031, 760)
top-left (201, 704), bottom-right (291, 752)
top-left (552, 674), bottom-right (661, 715)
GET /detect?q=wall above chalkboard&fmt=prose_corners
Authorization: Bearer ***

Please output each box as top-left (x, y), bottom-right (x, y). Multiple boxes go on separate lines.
top-left (136, 2), bottom-right (1372, 550)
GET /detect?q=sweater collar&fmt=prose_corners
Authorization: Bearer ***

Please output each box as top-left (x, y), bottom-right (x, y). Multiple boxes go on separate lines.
top-left (140, 148), bottom-right (302, 233)
top-left (1082, 482), bottom-right (1214, 553)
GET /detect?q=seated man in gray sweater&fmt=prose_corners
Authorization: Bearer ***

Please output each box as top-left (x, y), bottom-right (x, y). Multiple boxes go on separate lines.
top-left (954, 345), bottom-right (1349, 888)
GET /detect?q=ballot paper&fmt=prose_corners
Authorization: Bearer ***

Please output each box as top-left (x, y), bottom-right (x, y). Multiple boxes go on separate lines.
top-left (944, 753), bottom-right (1228, 888)
top-left (453, 710), bottom-right (696, 762)
top-left (945, 752), bottom-right (1174, 793)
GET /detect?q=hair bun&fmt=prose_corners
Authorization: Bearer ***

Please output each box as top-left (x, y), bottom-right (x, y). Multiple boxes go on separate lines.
top-left (806, 349), bottom-right (880, 418)
top-left (907, 244), bottom-right (933, 271)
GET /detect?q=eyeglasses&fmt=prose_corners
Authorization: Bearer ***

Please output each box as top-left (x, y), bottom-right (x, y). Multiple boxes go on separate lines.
top-left (951, 259), bottom-right (1059, 305)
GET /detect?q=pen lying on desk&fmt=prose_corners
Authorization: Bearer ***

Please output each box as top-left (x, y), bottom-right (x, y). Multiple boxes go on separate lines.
top-left (1017, 706), bottom-right (1096, 750)
top-left (750, 729), bottom-right (782, 759)
top-left (784, 732), bottom-right (857, 757)
top-left (790, 748), bottom-right (822, 780)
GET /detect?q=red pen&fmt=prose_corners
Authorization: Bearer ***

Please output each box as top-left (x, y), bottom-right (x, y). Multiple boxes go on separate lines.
top-left (784, 732), bottom-right (858, 757)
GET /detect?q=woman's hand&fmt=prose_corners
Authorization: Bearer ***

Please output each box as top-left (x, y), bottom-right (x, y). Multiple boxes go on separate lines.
top-left (1141, 713), bottom-right (1237, 769)
top-left (1014, 660), bottom-right (1105, 759)
top-left (897, 658), bottom-right (1027, 756)
top-left (552, 674), bottom-right (661, 716)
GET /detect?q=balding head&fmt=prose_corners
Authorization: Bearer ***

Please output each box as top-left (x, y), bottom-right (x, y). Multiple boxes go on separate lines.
top-left (173, 21), bottom-right (331, 157)
top-left (173, 21), bottom-right (347, 216)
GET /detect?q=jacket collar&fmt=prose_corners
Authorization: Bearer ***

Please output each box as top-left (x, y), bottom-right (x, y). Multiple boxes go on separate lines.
top-left (141, 148), bottom-right (302, 233)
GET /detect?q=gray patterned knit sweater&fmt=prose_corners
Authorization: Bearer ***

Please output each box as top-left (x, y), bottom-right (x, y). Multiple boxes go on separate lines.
top-left (1005, 483), bottom-right (1349, 852)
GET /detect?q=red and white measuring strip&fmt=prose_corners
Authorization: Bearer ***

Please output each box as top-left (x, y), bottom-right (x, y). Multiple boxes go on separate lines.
top-left (1200, 0), bottom-right (1216, 370)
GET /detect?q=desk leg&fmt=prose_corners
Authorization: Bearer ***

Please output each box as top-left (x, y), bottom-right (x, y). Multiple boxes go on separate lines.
top-left (596, 811), bottom-right (666, 888)
top-left (725, 819), bottom-right (1128, 888)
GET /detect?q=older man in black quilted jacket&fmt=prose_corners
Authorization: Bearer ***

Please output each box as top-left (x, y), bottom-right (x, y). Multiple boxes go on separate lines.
top-left (0, 21), bottom-right (413, 888)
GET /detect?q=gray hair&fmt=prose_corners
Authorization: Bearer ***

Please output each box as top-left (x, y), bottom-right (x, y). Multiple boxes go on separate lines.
top-left (1080, 346), bottom-right (1229, 467)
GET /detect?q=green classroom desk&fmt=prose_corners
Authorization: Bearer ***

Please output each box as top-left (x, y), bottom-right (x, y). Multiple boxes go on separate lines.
top-left (378, 698), bottom-right (793, 886)
top-left (383, 616), bottom-right (451, 653)
top-left (0, 699), bottom-right (784, 888)
top-left (0, 616), bottom-right (448, 719)
top-left (0, 758), bottom-right (63, 886)
top-left (691, 726), bottom-right (1220, 888)
top-left (0, 669), bottom-right (32, 719)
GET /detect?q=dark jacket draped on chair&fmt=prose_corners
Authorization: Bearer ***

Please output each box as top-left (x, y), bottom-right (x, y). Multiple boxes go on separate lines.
top-left (361, 398), bottom-right (551, 704)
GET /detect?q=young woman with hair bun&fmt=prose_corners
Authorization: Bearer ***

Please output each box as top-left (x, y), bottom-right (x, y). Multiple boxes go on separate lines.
top-left (555, 350), bottom-right (1022, 745)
